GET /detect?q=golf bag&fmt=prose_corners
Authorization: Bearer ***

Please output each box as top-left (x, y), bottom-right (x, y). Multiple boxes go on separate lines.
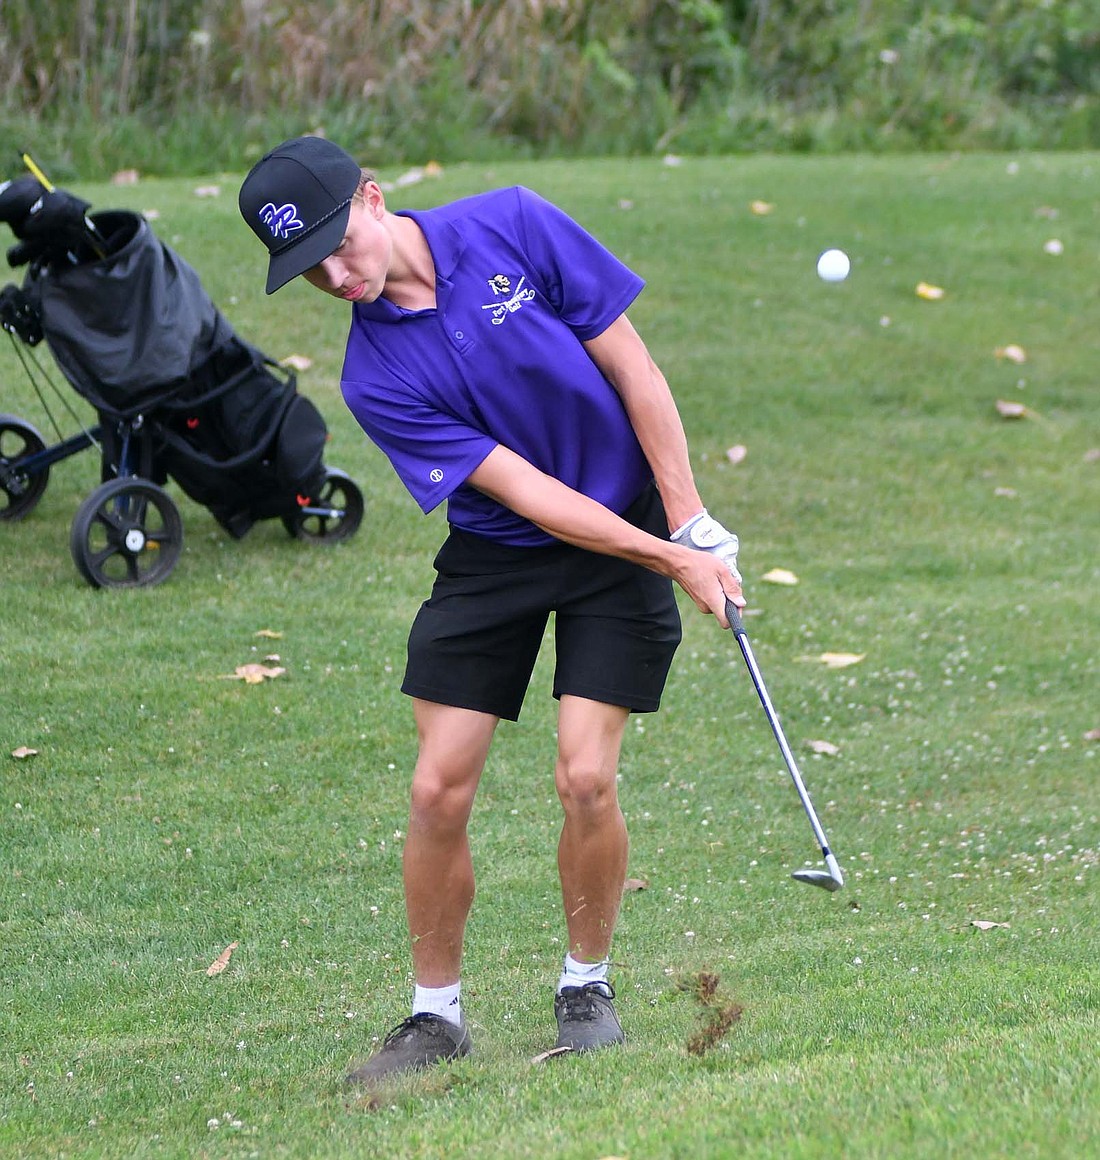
top-left (0, 174), bottom-right (363, 587)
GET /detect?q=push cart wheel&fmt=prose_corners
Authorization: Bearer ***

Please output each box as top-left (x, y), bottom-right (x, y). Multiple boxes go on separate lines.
top-left (0, 413), bottom-right (49, 521)
top-left (70, 477), bottom-right (183, 589)
top-left (281, 468), bottom-right (364, 543)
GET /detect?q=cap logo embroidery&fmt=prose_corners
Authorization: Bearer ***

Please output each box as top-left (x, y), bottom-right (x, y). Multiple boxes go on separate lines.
top-left (260, 202), bottom-right (304, 240)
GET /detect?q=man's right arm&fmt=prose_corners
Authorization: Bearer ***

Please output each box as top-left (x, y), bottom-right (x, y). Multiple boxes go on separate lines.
top-left (466, 444), bottom-right (743, 626)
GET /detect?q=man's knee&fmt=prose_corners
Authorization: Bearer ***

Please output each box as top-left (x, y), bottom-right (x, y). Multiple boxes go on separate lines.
top-left (555, 754), bottom-right (619, 814)
top-left (555, 697), bottom-right (629, 815)
top-left (409, 764), bottom-right (480, 830)
top-left (408, 700), bottom-right (496, 830)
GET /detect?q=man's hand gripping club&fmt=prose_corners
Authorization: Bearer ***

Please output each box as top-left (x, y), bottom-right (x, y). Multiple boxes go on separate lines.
top-left (670, 509), bottom-right (745, 625)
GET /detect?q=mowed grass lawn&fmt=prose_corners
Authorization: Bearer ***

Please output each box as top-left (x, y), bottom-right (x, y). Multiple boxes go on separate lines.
top-left (0, 152), bottom-right (1096, 1159)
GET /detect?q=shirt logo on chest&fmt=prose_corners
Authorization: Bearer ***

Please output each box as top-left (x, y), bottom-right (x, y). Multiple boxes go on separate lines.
top-left (481, 273), bottom-right (535, 325)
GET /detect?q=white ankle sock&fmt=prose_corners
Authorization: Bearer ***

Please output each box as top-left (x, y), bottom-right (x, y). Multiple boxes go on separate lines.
top-left (412, 982), bottom-right (463, 1027)
top-left (558, 954), bottom-right (610, 994)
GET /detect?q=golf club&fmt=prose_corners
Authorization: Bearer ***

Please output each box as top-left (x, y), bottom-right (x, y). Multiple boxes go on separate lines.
top-left (20, 151), bottom-right (107, 259)
top-left (726, 598), bottom-right (844, 892)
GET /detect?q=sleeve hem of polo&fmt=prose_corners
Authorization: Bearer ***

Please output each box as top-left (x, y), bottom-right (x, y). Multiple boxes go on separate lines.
top-left (570, 277), bottom-right (645, 342)
top-left (411, 441), bottom-right (498, 515)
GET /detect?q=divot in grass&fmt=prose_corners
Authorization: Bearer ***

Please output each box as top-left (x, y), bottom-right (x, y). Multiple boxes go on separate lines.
top-left (677, 972), bottom-right (745, 1057)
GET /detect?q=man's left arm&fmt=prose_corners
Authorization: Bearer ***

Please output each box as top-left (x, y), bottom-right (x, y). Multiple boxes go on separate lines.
top-left (584, 314), bottom-right (742, 585)
top-left (583, 314), bottom-right (706, 532)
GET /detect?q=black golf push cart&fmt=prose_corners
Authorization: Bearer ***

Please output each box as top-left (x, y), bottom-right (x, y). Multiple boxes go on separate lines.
top-left (0, 160), bottom-right (364, 588)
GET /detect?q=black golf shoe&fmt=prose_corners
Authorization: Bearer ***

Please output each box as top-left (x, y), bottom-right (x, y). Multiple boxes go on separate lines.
top-left (346, 1012), bottom-right (472, 1086)
top-left (553, 982), bottom-right (624, 1052)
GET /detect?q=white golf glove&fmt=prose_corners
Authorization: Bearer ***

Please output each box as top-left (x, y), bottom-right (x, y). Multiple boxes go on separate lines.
top-left (670, 509), bottom-right (741, 581)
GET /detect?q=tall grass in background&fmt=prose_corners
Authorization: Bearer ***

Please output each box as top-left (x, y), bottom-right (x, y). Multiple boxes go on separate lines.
top-left (3, 1), bottom-right (1100, 180)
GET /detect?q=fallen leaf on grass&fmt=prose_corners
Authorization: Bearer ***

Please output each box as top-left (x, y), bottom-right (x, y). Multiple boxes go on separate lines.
top-left (1084, 728), bottom-right (1100, 742)
top-left (725, 444), bottom-right (748, 465)
top-left (799, 652), bottom-right (865, 669)
top-left (994, 344), bottom-right (1027, 364)
top-left (193, 184), bottom-right (221, 198)
top-left (995, 399), bottom-right (1034, 420)
top-left (394, 167), bottom-right (428, 188)
top-left (280, 354), bottom-right (312, 372)
top-left (206, 941), bottom-right (239, 976)
top-left (221, 664), bottom-right (286, 684)
top-left (915, 281), bottom-right (945, 300)
top-left (971, 921), bottom-right (1009, 931)
top-left (623, 877), bottom-right (649, 893)
top-left (530, 1046), bottom-right (573, 1064)
top-left (762, 568), bottom-right (799, 586)
top-left (254, 629), bottom-right (283, 639)
top-left (820, 652), bottom-right (864, 668)
top-left (386, 161), bottom-right (444, 191)
top-left (806, 739), bottom-right (840, 756)
top-left (749, 200), bottom-right (774, 215)
top-left (111, 168), bottom-right (140, 186)
top-left (11, 746), bottom-right (38, 759)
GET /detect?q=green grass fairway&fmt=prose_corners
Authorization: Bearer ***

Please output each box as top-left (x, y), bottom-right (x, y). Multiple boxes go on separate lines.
top-left (1, 152), bottom-right (1097, 1158)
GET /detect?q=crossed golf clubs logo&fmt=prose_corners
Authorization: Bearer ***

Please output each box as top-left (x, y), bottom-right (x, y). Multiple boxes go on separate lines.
top-left (481, 273), bottom-right (535, 325)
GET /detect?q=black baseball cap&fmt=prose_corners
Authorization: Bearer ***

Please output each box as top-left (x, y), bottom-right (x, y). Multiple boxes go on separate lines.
top-left (239, 136), bottom-right (361, 294)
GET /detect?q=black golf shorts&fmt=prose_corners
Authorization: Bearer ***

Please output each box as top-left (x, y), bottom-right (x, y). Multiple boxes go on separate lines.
top-left (402, 483), bottom-right (682, 720)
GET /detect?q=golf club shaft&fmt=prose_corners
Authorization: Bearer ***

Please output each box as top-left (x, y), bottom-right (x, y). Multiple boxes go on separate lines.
top-left (726, 599), bottom-right (836, 860)
top-left (21, 153), bottom-right (55, 192)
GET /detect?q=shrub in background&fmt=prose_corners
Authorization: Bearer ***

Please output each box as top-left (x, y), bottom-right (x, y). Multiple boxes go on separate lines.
top-left (2, 0), bottom-right (1099, 179)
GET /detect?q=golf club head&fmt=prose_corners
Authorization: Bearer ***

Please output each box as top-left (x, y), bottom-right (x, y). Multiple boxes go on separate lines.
top-left (791, 869), bottom-right (842, 891)
top-left (792, 853), bottom-right (844, 892)
top-left (0, 176), bottom-right (46, 237)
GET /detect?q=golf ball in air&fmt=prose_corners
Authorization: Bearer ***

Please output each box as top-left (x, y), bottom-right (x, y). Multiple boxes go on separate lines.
top-left (817, 248), bottom-right (850, 282)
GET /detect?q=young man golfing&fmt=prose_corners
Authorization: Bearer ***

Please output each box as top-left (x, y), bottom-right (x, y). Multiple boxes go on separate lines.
top-left (239, 136), bottom-right (744, 1084)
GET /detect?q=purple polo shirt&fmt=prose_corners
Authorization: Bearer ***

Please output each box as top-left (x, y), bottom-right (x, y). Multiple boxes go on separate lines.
top-left (339, 186), bottom-right (653, 546)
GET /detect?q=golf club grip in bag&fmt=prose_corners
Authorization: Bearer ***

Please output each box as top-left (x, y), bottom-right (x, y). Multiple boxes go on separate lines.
top-left (725, 598), bottom-right (845, 891)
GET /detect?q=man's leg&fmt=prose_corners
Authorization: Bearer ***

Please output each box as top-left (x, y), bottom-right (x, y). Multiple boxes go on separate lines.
top-left (552, 694), bottom-right (631, 1051)
top-left (555, 694), bottom-right (631, 961)
top-left (404, 698), bottom-right (498, 986)
top-left (347, 698), bottom-right (496, 1086)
